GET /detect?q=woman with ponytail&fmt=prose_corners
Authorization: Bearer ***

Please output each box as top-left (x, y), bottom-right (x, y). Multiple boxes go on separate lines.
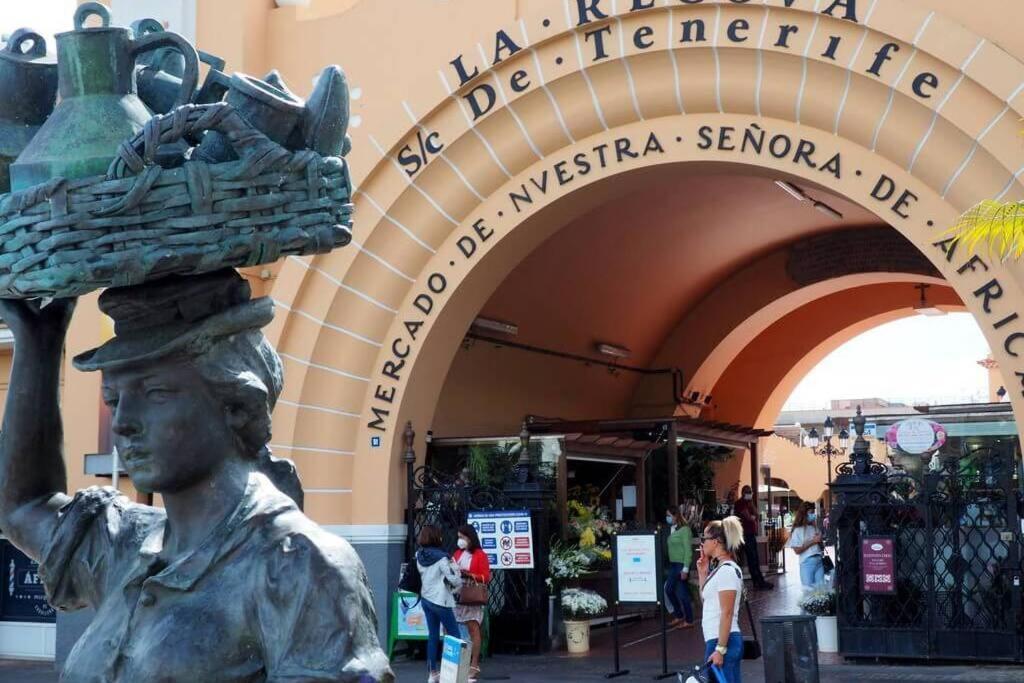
top-left (697, 516), bottom-right (746, 683)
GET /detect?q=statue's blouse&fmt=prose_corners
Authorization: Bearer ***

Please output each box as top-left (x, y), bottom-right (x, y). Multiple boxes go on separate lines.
top-left (39, 472), bottom-right (393, 682)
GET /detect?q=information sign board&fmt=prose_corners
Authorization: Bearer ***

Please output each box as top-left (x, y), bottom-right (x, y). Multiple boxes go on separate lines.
top-left (0, 539), bottom-right (55, 623)
top-left (861, 537), bottom-right (896, 594)
top-left (467, 509), bottom-right (534, 569)
top-left (614, 533), bottom-right (660, 604)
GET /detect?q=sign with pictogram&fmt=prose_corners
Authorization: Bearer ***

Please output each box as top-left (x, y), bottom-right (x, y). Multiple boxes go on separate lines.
top-left (467, 509), bottom-right (533, 569)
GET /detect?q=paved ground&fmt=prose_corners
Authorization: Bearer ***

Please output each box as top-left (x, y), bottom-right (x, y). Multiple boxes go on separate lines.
top-left (4, 552), bottom-right (1024, 681)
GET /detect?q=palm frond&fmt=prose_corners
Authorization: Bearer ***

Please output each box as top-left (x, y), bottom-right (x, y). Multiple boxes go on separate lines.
top-left (944, 200), bottom-right (1024, 261)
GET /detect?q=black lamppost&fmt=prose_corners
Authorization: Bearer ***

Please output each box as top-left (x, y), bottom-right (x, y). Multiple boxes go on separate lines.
top-left (806, 415), bottom-right (849, 506)
top-left (515, 420), bottom-right (532, 483)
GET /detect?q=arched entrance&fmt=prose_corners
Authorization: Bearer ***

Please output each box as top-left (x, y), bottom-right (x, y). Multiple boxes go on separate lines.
top-left (263, 1), bottom-right (1024, 530)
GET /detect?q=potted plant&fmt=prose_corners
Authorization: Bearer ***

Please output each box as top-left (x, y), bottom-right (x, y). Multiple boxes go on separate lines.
top-left (560, 588), bottom-right (607, 654)
top-left (799, 588), bottom-right (838, 653)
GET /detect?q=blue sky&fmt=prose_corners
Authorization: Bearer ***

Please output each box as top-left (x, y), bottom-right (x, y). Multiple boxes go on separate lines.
top-left (783, 312), bottom-right (992, 410)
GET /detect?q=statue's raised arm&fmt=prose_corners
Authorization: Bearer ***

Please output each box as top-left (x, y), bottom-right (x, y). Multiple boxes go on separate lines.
top-left (0, 298), bottom-right (76, 559)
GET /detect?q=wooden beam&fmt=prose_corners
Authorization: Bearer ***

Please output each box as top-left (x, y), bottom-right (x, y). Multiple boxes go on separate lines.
top-left (749, 441), bottom-right (760, 522)
top-left (667, 421), bottom-right (679, 510)
top-left (557, 450), bottom-right (569, 540)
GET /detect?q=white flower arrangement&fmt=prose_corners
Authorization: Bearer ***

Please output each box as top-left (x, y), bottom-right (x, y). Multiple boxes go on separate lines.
top-left (799, 587), bottom-right (836, 617)
top-left (561, 588), bottom-right (607, 621)
top-left (546, 541), bottom-right (594, 590)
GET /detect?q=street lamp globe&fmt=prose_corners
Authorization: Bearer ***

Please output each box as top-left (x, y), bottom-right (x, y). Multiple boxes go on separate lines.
top-left (838, 428), bottom-right (850, 449)
top-left (807, 427), bottom-right (820, 448)
top-left (823, 416), bottom-right (834, 439)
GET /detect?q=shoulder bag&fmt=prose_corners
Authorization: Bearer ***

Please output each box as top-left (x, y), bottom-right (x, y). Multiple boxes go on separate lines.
top-left (742, 598), bottom-right (761, 660)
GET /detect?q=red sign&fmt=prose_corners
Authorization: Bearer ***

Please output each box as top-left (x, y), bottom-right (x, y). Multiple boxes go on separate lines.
top-left (514, 537), bottom-right (530, 548)
top-left (514, 553), bottom-right (531, 565)
top-left (861, 537), bottom-right (895, 594)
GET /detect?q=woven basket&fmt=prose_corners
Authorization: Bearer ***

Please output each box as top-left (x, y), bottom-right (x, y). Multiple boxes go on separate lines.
top-left (0, 102), bottom-right (352, 298)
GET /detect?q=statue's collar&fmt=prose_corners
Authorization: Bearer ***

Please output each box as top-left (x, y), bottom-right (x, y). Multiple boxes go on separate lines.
top-left (132, 472), bottom-right (295, 591)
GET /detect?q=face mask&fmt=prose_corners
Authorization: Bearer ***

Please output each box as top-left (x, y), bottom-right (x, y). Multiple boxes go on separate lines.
top-left (457, 538), bottom-right (468, 550)
top-left (808, 513), bottom-right (817, 523)
top-left (666, 515), bottom-right (675, 525)
top-left (743, 493), bottom-right (752, 500)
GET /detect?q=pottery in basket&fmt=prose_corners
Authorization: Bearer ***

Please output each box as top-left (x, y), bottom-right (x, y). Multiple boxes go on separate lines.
top-left (9, 2), bottom-right (198, 190)
top-left (0, 28), bottom-right (58, 192)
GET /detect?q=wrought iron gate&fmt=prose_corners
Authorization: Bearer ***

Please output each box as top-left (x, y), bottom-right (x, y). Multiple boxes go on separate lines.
top-left (831, 445), bottom-right (1023, 662)
top-left (406, 466), bottom-right (553, 653)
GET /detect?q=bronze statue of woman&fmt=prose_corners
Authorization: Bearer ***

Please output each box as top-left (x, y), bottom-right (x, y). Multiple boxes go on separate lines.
top-left (0, 269), bottom-right (393, 682)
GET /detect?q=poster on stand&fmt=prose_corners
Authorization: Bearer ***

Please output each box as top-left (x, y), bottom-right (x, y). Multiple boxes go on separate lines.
top-left (614, 533), bottom-right (660, 604)
top-left (468, 509), bottom-right (534, 569)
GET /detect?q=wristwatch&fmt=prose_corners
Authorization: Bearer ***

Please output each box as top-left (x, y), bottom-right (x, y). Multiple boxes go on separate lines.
top-left (715, 644), bottom-right (728, 656)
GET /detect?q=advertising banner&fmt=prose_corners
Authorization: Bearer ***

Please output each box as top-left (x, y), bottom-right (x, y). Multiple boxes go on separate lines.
top-left (0, 539), bottom-right (55, 623)
top-left (467, 509), bottom-right (534, 569)
top-left (395, 591), bottom-right (428, 638)
top-left (614, 533), bottom-right (659, 604)
top-left (861, 537), bottom-right (896, 594)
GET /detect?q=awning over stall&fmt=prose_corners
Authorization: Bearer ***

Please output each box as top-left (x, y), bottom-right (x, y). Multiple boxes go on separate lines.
top-left (526, 415), bottom-right (773, 528)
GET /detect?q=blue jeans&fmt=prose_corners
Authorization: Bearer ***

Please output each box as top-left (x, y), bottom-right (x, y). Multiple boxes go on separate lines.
top-left (421, 599), bottom-right (460, 673)
top-left (665, 562), bottom-right (693, 622)
top-left (704, 631), bottom-right (743, 683)
top-left (800, 554), bottom-right (825, 588)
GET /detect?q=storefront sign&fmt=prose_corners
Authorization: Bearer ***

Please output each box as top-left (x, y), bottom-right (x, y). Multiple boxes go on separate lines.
top-left (468, 509), bottom-right (534, 569)
top-left (0, 540), bottom-right (55, 623)
top-left (614, 533), bottom-right (659, 603)
top-left (861, 537), bottom-right (896, 594)
top-left (885, 419), bottom-right (946, 455)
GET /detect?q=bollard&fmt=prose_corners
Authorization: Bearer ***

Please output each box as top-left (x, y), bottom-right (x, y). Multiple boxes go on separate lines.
top-left (759, 614), bottom-right (820, 683)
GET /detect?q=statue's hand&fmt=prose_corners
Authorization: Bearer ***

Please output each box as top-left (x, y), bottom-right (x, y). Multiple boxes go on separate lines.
top-left (0, 298), bottom-right (77, 349)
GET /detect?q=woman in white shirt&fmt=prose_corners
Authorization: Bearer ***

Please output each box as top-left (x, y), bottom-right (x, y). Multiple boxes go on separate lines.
top-left (416, 525), bottom-right (463, 683)
top-left (697, 516), bottom-right (746, 683)
top-left (787, 503), bottom-right (824, 588)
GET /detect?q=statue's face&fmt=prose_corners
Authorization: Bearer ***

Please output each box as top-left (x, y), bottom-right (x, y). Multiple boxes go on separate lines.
top-left (102, 357), bottom-right (239, 494)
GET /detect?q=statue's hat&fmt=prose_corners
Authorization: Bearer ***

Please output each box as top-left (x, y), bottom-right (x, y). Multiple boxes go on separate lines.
top-left (73, 269), bottom-right (274, 372)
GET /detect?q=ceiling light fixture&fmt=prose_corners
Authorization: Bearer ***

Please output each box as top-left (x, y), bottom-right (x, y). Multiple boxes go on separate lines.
top-left (812, 200), bottom-right (844, 221)
top-left (471, 316), bottom-right (518, 336)
top-left (774, 180), bottom-right (807, 201)
top-left (913, 283), bottom-right (945, 316)
top-left (596, 342), bottom-right (631, 359)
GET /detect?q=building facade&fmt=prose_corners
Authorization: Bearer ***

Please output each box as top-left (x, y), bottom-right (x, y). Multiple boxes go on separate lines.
top-left (5, 0), bottom-right (1024, 655)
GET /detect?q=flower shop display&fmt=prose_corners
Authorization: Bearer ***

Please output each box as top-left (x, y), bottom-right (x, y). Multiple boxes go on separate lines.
top-left (799, 588), bottom-right (838, 652)
top-left (560, 589), bottom-right (608, 654)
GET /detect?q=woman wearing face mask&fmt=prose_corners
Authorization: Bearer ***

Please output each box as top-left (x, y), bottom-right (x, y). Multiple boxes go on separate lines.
top-left (453, 524), bottom-right (490, 682)
top-left (697, 516), bottom-right (746, 683)
top-left (664, 505), bottom-right (694, 627)
top-left (787, 502), bottom-right (825, 588)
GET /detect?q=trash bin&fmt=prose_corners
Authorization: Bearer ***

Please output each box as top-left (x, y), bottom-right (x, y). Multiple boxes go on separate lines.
top-left (760, 614), bottom-right (820, 683)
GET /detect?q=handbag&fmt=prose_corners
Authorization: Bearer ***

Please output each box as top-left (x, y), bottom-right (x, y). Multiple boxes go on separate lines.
top-left (821, 551), bottom-right (835, 574)
top-left (457, 577), bottom-right (488, 606)
top-left (742, 599), bottom-right (762, 660)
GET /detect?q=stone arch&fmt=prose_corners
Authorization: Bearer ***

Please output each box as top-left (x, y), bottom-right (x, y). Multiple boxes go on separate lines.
top-left (264, 2), bottom-right (1024, 523)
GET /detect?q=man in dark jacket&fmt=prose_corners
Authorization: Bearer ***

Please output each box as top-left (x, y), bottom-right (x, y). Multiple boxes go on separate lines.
top-left (733, 485), bottom-right (774, 590)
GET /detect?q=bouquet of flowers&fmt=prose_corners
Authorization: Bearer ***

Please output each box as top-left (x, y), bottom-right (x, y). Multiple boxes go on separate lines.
top-left (560, 588), bottom-right (607, 621)
top-left (546, 540), bottom-right (594, 590)
top-left (799, 588), bottom-right (836, 617)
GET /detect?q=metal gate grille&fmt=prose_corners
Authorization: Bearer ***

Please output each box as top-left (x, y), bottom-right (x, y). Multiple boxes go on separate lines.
top-left (832, 445), bottom-right (1023, 662)
top-left (407, 466), bottom-right (552, 653)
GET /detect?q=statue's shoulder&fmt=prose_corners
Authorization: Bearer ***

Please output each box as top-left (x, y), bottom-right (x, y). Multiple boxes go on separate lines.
top-left (257, 509), bottom-right (367, 583)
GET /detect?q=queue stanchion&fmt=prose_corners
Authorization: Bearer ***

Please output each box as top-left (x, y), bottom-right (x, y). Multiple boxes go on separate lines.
top-left (605, 598), bottom-right (629, 679)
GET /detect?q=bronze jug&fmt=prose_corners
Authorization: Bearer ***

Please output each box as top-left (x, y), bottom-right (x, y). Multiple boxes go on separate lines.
top-left (10, 2), bottom-right (198, 190)
top-left (0, 29), bottom-right (58, 192)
